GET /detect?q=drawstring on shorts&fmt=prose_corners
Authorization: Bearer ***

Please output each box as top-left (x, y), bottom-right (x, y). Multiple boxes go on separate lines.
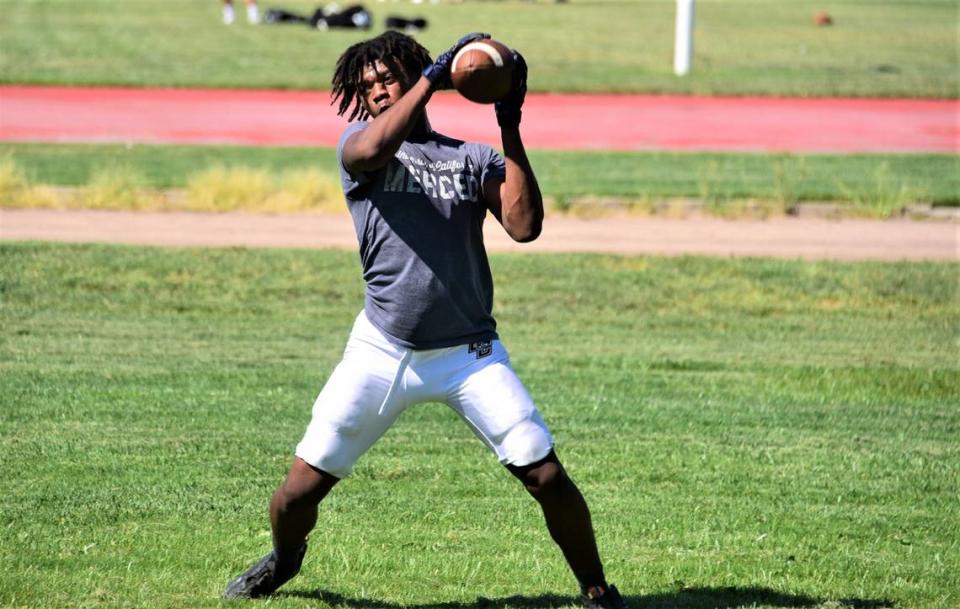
top-left (377, 349), bottom-right (412, 415)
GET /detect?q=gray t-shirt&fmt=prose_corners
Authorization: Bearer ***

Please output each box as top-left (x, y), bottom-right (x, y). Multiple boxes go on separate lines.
top-left (336, 121), bottom-right (506, 349)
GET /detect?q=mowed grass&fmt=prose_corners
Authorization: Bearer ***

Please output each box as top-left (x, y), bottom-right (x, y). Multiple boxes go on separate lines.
top-left (3, 143), bottom-right (958, 216)
top-left (1, 242), bottom-right (958, 608)
top-left (0, 0), bottom-right (957, 97)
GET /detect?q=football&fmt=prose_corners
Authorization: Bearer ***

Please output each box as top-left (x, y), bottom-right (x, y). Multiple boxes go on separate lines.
top-left (450, 39), bottom-right (515, 104)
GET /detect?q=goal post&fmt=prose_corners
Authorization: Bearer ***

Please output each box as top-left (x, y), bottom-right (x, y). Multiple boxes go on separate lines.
top-left (674, 0), bottom-right (695, 76)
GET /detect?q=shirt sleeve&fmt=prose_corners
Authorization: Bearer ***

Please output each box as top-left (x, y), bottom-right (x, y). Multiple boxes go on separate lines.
top-left (479, 144), bottom-right (506, 185)
top-left (337, 121), bottom-right (371, 197)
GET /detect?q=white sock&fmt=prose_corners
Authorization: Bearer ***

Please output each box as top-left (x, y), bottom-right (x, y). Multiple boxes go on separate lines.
top-left (222, 4), bottom-right (235, 24)
top-left (247, 4), bottom-right (260, 24)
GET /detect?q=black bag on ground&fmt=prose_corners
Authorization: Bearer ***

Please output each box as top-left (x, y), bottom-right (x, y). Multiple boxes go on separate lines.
top-left (264, 8), bottom-right (309, 24)
top-left (310, 4), bottom-right (372, 29)
top-left (384, 16), bottom-right (427, 32)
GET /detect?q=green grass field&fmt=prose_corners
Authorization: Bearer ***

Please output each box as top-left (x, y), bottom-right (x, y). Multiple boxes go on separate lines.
top-left (1, 242), bottom-right (957, 608)
top-left (4, 143), bottom-right (958, 216)
top-left (0, 0), bottom-right (957, 97)
top-left (2, 1), bottom-right (958, 605)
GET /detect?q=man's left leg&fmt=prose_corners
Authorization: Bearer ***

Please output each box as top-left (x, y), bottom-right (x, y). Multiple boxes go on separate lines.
top-left (443, 341), bottom-right (627, 608)
top-left (507, 452), bottom-right (602, 586)
top-left (506, 452), bottom-right (626, 608)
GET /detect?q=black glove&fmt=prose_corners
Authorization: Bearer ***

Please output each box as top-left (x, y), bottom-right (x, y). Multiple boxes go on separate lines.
top-left (495, 50), bottom-right (527, 128)
top-left (422, 32), bottom-right (490, 90)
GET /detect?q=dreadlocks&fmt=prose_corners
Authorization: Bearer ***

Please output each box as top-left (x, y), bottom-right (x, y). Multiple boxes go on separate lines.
top-left (331, 31), bottom-right (433, 122)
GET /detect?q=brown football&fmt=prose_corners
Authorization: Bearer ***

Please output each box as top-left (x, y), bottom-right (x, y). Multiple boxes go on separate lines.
top-left (450, 39), bottom-right (515, 104)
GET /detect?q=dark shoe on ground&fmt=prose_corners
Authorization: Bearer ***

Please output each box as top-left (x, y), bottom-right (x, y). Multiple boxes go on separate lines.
top-left (223, 543), bottom-right (307, 599)
top-left (582, 584), bottom-right (628, 609)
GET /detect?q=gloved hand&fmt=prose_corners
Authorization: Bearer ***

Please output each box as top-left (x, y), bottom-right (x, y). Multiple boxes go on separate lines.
top-left (495, 50), bottom-right (527, 128)
top-left (422, 32), bottom-right (490, 90)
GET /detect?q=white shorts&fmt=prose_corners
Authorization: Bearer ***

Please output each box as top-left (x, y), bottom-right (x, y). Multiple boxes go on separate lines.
top-left (295, 311), bottom-right (554, 478)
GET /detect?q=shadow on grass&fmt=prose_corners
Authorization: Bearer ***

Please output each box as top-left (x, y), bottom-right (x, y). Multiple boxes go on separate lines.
top-left (279, 586), bottom-right (894, 608)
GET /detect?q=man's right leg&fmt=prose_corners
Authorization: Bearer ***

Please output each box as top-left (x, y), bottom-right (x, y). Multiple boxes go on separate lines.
top-left (224, 457), bottom-right (337, 599)
top-left (225, 311), bottom-right (408, 598)
top-left (270, 457), bottom-right (340, 557)
top-left (221, 459), bottom-right (340, 598)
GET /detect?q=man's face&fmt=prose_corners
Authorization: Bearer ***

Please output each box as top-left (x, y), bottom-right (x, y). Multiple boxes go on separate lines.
top-left (359, 59), bottom-right (411, 118)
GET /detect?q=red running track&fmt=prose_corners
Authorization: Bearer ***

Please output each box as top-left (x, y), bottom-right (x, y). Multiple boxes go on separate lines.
top-left (0, 85), bottom-right (957, 153)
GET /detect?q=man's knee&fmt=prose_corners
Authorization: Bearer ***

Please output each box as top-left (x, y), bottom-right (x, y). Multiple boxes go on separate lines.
top-left (506, 450), bottom-right (569, 501)
top-left (275, 458), bottom-right (339, 510)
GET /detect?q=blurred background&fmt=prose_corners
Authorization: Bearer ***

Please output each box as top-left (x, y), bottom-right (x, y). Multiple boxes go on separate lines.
top-left (1, 0), bottom-right (957, 96)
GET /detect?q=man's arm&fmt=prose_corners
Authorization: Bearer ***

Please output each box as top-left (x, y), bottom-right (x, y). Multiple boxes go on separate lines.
top-left (484, 51), bottom-right (543, 243)
top-left (486, 128), bottom-right (543, 243)
top-left (342, 33), bottom-right (490, 174)
top-left (341, 76), bottom-right (433, 174)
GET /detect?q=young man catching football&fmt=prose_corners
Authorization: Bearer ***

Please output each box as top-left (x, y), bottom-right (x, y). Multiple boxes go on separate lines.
top-left (224, 31), bottom-right (627, 609)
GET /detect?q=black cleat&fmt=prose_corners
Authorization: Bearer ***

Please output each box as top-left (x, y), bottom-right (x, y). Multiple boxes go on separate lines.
top-left (581, 584), bottom-right (628, 609)
top-left (223, 543), bottom-right (307, 599)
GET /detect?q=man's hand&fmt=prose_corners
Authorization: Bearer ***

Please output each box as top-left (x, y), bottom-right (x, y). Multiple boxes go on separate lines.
top-left (422, 32), bottom-right (490, 90)
top-left (495, 50), bottom-right (527, 128)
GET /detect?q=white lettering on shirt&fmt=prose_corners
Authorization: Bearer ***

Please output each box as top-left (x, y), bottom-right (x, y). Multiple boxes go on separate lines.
top-left (438, 175), bottom-right (454, 200)
top-left (385, 152), bottom-right (482, 203)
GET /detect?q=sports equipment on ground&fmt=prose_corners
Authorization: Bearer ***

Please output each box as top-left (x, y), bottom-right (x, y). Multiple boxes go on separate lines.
top-left (581, 584), bottom-right (629, 609)
top-left (223, 543), bottom-right (307, 598)
top-left (451, 39), bottom-right (515, 104)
